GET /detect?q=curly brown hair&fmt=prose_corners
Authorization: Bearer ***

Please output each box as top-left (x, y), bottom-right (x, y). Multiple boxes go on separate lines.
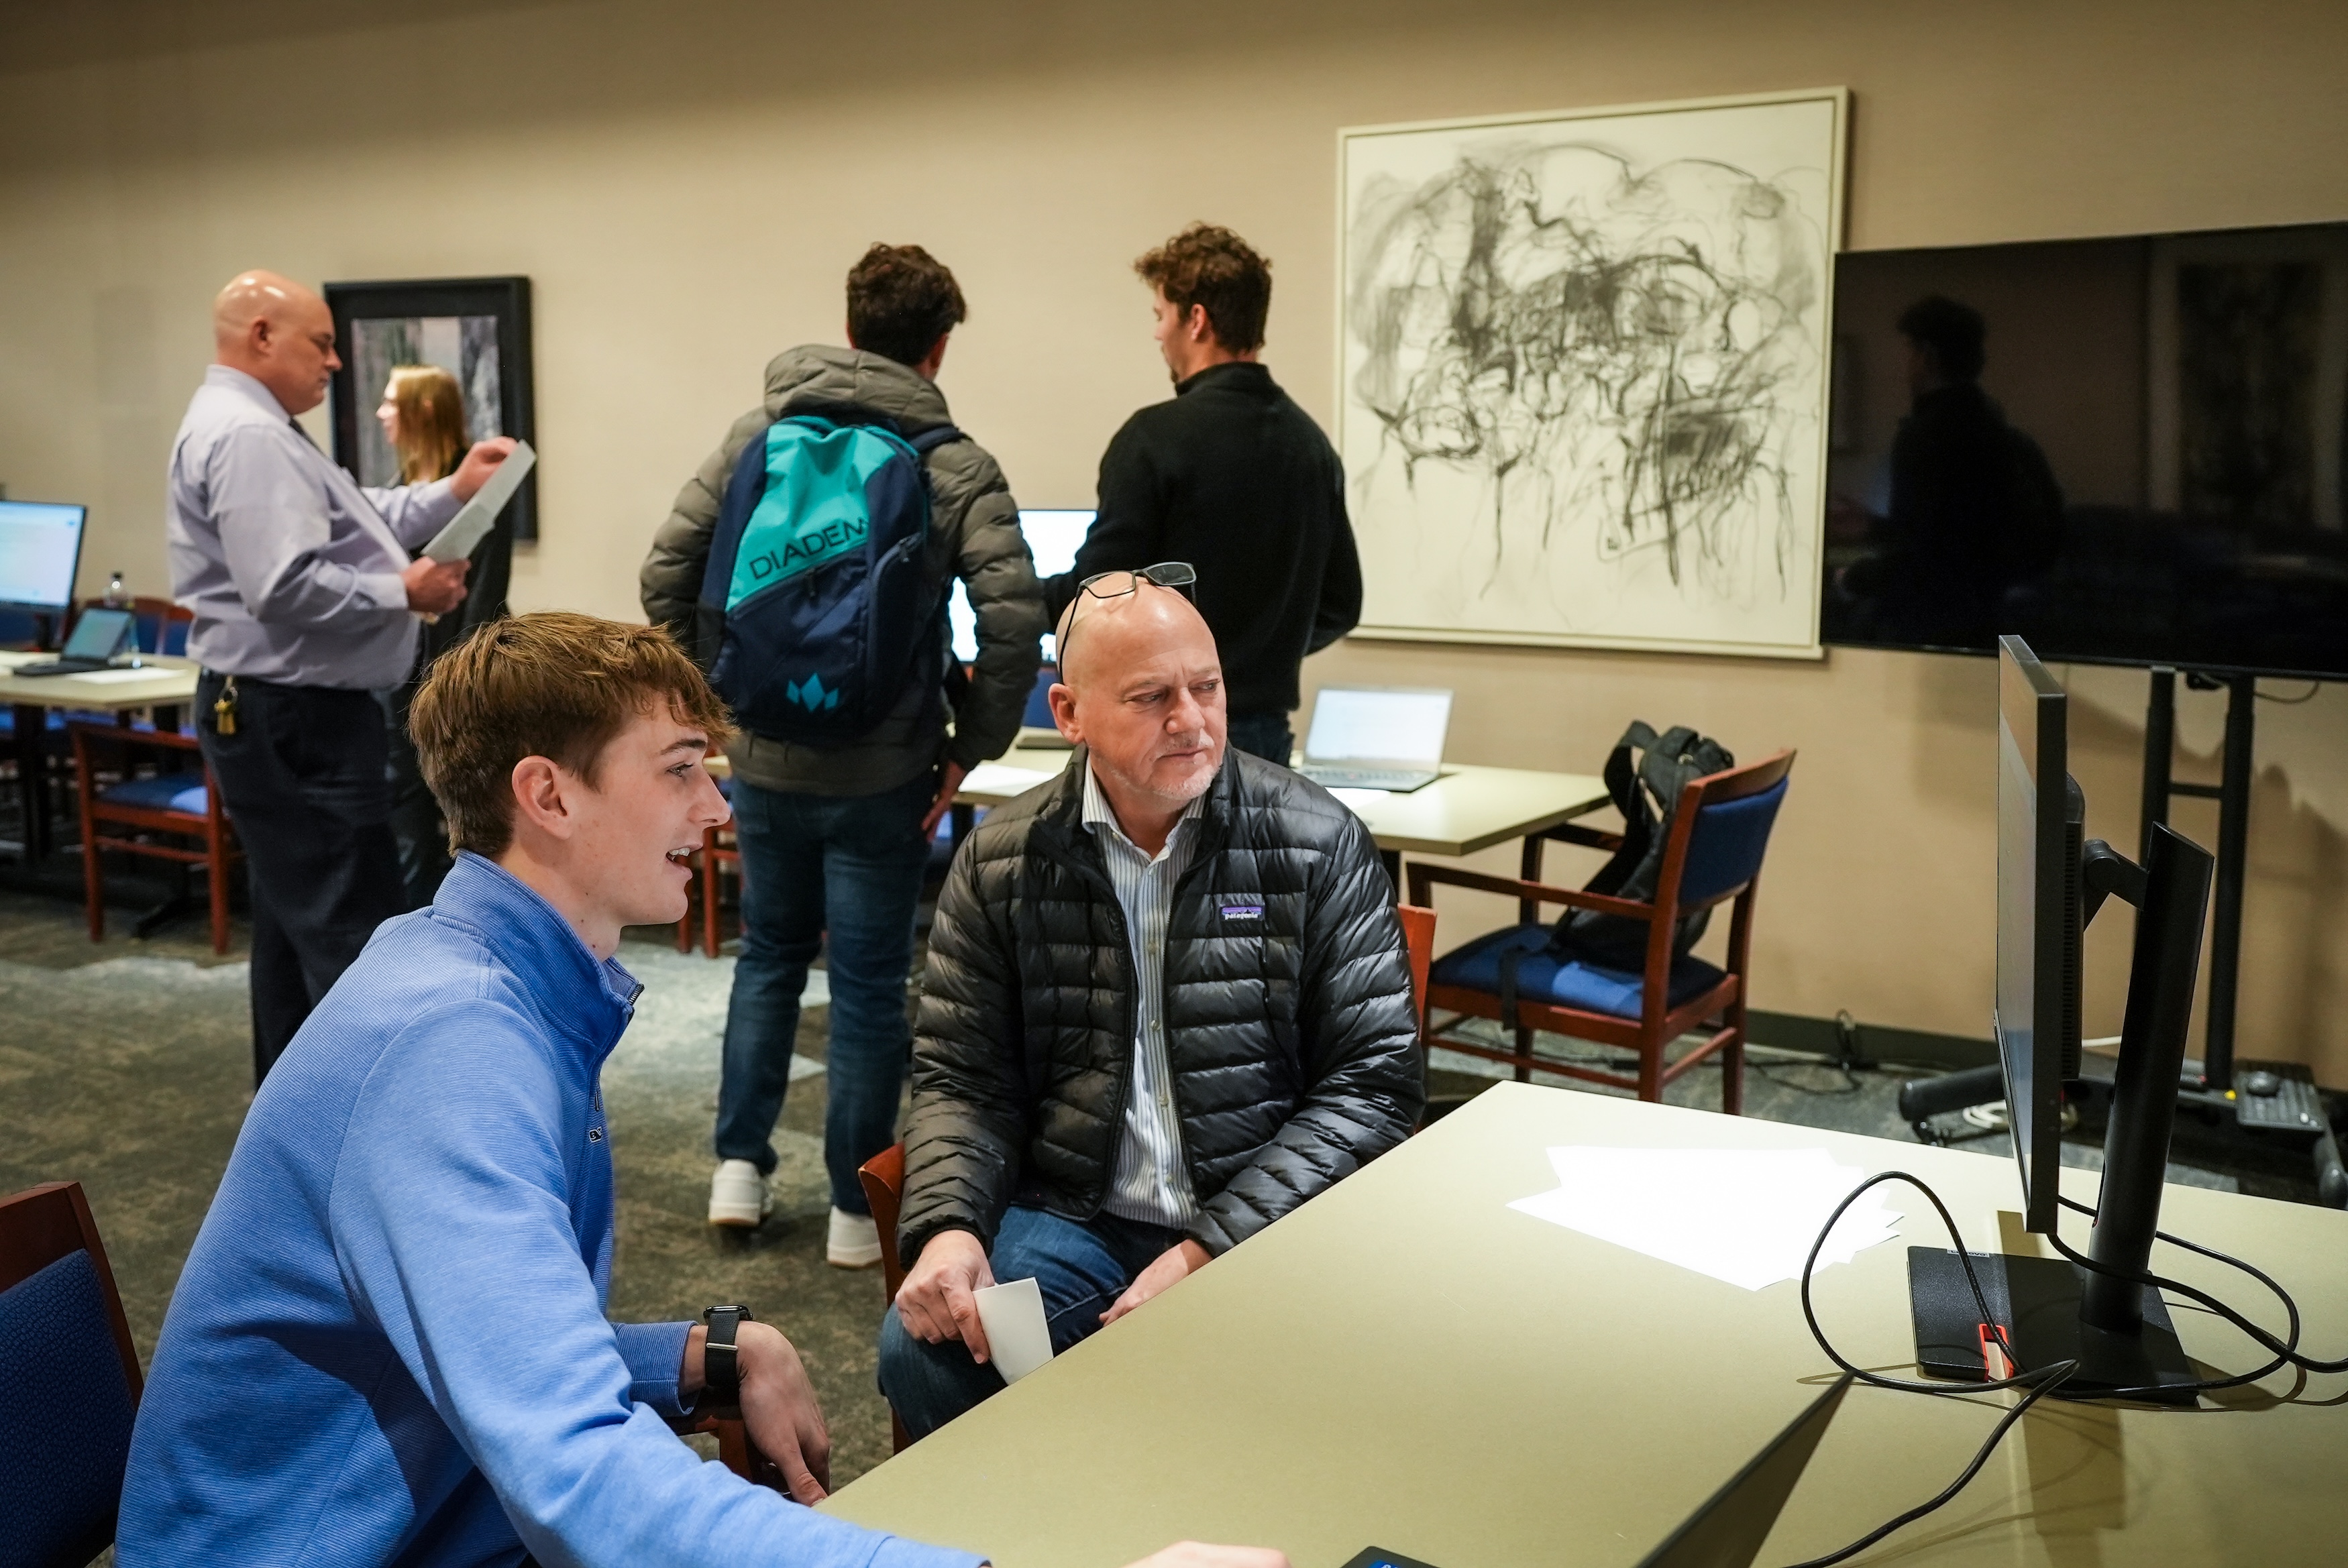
top-left (409, 612), bottom-right (735, 857)
top-left (846, 243), bottom-right (968, 368)
top-left (1134, 223), bottom-right (1271, 353)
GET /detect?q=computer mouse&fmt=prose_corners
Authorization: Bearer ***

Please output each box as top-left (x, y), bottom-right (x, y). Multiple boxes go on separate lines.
top-left (2242, 1069), bottom-right (2282, 1097)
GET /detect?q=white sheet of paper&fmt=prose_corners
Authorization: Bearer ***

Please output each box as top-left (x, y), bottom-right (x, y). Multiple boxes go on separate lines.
top-left (961, 762), bottom-right (1057, 797)
top-left (60, 667), bottom-right (170, 685)
top-left (971, 1276), bottom-right (1054, 1385)
top-left (1507, 1145), bottom-right (1903, 1292)
top-left (421, 441), bottom-right (535, 563)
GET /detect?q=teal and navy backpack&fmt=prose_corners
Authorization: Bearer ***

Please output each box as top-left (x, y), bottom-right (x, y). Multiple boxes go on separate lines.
top-left (695, 414), bottom-right (960, 744)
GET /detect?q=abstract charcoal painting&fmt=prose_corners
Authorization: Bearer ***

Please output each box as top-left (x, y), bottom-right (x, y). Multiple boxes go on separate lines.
top-left (1340, 91), bottom-right (1846, 655)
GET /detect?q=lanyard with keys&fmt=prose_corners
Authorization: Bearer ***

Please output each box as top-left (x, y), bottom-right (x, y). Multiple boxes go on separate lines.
top-left (213, 675), bottom-right (239, 736)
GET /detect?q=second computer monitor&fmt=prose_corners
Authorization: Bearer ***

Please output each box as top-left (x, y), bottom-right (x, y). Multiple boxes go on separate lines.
top-left (0, 500), bottom-right (88, 616)
top-left (948, 509), bottom-right (1094, 662)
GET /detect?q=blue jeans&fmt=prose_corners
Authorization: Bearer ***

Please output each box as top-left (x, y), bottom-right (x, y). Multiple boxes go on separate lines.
top-left (713, 772), bottom-right (934, 1213)
top-left (1226, 710), bottom-right (1294, 767)
top-left (876, 1206), bottom-right (1180, 1439)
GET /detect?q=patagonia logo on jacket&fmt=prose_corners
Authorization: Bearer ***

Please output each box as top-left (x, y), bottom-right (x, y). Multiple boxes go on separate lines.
top-left (1218, 903), bottom-right (1265, 923)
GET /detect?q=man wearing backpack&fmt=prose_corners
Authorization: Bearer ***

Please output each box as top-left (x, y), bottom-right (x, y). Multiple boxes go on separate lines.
top-left (641, 244), bottom-right (1046, 1266)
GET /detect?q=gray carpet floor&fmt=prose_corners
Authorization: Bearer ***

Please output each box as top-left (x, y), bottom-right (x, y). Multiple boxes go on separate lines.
top-left (1, 888), bottom-right (2321, 1495)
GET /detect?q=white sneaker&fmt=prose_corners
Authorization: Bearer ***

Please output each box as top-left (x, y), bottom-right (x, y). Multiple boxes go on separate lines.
top-left (708, 1160), bottom-right (771, 1227)
top-left (826, 1206), bottom-right (884, 1269)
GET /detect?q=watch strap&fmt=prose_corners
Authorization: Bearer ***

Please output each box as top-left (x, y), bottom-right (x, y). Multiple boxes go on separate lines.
top-left (702, 1304), bottom-right (753, 1406)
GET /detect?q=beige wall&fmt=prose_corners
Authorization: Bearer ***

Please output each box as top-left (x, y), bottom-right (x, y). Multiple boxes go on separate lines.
top-left (5, 0), bottom-right (2346, 1076)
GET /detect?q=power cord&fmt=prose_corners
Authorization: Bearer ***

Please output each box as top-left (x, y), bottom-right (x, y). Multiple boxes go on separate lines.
top-left (1778, 1170), bottom-right (2343, 1566)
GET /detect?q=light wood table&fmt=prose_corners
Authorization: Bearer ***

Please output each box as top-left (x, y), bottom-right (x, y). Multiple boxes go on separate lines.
top-left (823, 1081), bottom-right (2348, 1567)
top-left (959, 734), bottom-right (1611, 883)
top-left (1, 651), bottom-right (201, 862)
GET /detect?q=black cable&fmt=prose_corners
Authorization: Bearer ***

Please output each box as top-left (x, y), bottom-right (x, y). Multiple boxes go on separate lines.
top-left (1780, 1168), bottom-right (2346, 1565)
top-left (2049, 1193), bottom-right (2348, 1378)
top-left (2255, 682), bottom-right (2321, 705)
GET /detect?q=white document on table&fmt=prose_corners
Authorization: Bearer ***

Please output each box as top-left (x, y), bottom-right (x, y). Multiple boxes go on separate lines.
top-left (971, 1276), bottom-right (1055, 1385)
top-left (64, 667), bottom-right (170, 685)
top-left (1507, 1145), bottom-right (1903, 1292)
top-left (421, 441), bottom-right (535, 563)
top-left (961, 762), bottom-right (1057, 797)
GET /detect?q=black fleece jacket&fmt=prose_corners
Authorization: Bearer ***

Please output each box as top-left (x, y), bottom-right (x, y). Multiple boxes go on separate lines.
top-left (1047, 362), bottom-right (1363, 716)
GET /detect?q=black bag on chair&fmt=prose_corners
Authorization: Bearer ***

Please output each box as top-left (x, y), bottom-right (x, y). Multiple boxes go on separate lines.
top-left (1493, 721), bottom-right (1734, 1030)
top-left (1558, 721), bottom-right (1734, 968)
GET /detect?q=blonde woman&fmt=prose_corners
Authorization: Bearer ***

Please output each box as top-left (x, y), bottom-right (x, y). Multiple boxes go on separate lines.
top-left (376, 362), bottom-right (470, 484)
top-left (376, 364), bottom-right (513, 907)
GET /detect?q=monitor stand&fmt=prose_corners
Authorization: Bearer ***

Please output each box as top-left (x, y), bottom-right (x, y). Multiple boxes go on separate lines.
top-left (1909, 823), bottom-right (2214, 1410)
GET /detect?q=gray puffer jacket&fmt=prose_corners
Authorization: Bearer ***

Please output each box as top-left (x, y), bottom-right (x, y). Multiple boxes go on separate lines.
top-left (899, 746), bottom-right (1424, 1264)
top-left (639, 346), bottom-right (1047, 796)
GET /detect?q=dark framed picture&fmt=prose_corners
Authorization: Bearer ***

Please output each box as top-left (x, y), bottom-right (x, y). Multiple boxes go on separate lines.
top-left (323, 275), bottom-right (537, 543)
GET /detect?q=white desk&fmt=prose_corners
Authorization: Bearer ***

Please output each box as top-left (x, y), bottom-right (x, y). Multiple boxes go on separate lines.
top-left (824, 1082), bottom-right (2348, 1567)
top-left (1, 651), bottom-right (202, 861)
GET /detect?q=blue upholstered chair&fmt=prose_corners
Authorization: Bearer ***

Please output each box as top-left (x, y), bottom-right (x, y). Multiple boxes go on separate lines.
top-left (70, 722), bottom-right (241, 954)
top-left (0, 1180), bottom-right (143, 1568)
top-left (1406, 750), bottom-right (1795, 1113)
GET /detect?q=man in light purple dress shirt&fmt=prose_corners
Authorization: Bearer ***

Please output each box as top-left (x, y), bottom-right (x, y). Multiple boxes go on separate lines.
top-left (166, 270), bottom-right (515, 1081)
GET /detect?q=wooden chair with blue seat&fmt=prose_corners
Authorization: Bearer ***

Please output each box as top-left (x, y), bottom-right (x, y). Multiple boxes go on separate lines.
top-left (0, 1180), bottom-right (144, 1568)
top-left (70, 721), bottom-right (242, 954)
top-left (1406, 750), bottom-right (1795, 1113)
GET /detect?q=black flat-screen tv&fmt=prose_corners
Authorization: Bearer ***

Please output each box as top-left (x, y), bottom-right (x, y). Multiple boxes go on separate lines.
top-left (1821, 221), bottom-right (2348, 680)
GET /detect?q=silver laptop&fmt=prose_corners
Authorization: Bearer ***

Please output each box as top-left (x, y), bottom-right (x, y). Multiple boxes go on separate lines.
top-left (1297, 686), bottom-right (1452, 793)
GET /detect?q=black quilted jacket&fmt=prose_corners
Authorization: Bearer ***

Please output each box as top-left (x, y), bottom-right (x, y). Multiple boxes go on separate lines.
top-left (898, 746), bottom-right (1424, 1264)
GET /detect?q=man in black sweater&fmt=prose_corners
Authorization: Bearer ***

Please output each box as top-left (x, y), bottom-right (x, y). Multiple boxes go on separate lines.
top-left (1045, 223), bottom-right (1362, 766)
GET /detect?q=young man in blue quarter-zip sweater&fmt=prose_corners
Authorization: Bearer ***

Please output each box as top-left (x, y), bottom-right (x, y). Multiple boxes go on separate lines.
top-left (117, 612), bottom-right (1287, 1568)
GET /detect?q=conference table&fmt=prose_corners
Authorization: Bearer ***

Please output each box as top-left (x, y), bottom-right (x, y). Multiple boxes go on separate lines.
top-left (0, 651), bottom-right (201, 862)
top-left (959, 733), bottom-right (1611, 884)
top-left (822, 1081), bottom-right (2348, 1567)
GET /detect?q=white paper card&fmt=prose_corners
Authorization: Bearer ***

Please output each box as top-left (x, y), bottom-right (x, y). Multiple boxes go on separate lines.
top-left (1508, 1145), bottom-right (1903, 1292)
top-left (971, 1276), bottom-right (1054, 1385)
top-left (961, 762), bottom-right (1057, 797)
top-left (62, 667), bottom-right (170, 685)
top-left (421, 441), bottom-right (535, 563)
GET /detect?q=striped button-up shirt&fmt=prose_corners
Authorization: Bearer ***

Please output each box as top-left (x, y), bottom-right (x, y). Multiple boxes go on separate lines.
top-left (1081, 764), bottom-right (1204, 1229)
top-left (166, 365), bottom-right (460, 689)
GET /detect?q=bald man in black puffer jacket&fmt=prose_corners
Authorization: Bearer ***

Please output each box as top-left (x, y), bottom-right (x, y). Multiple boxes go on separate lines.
top-left (878, 580), bottom-right (1421, 1437)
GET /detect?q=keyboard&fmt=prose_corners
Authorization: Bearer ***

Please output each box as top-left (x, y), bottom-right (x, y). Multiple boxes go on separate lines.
top-left (10, 657), bottom-right (119, 677)
top-left (1299, 765), bottom-right (1439, 793)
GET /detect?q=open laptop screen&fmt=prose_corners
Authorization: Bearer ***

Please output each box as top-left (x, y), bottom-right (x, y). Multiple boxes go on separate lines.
top-left (1305, 687), bottom-right (1452, 767)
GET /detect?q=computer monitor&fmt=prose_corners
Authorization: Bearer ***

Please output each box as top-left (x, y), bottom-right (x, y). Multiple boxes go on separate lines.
top-left (1909, 636), bottom-right (2214, 1403)
top-left (0, 500), bottom-right (88, 615)
top-left (948, 509), bottom-right (1095, 662)
top-left (1996, 638), bottom-right (2081, 1233)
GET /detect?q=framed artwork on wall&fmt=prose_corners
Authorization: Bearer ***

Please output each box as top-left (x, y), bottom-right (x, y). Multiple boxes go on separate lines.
top-left (1337, 89), bottom-right (1848, 657)
top-left (323, 275), bottom-right (537, 543)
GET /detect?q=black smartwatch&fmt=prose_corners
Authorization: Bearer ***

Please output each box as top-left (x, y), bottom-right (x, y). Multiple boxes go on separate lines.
top-left (702, 1304), bottom-right (754, 1407)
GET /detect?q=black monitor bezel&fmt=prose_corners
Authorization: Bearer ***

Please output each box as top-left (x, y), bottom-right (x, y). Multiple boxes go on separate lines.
top-left (1996, 635), bottom-right (2072, 1233)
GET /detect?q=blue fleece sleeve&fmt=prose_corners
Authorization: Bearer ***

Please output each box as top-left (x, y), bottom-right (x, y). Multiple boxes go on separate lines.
top-left (611, 1321), bottom-right (695, 1420)
top-left (331, 1001), bottom-right (983, 1568)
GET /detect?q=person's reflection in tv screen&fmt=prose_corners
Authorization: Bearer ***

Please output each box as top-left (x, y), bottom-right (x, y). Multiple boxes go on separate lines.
top-left (1831, 295), bottom-right (2064, 651)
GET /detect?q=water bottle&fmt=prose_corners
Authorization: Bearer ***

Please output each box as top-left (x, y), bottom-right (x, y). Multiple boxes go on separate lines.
top-left (105, 571), bottom-right (127, 608)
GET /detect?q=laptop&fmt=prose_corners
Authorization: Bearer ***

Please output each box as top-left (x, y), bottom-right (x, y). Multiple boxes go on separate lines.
top-left (13, 605), bottom-right (136, 676)
top-left (1297, 686), bottom-right (1452, 793)
top-left (1341, 1374), bottom-right (1853, 1568)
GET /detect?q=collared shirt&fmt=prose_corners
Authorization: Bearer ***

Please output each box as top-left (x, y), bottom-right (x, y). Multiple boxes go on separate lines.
top-left (1082, 763), bottom-right (1205, 1229)
top-left (166, 364), bottom-right (460, 688)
